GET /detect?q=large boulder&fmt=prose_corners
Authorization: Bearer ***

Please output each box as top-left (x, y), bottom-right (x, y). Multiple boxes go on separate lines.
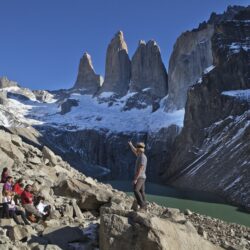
top-left (100, 31), bottom-right (131, 96)
top-left (130, 40), bottom-right (168, 99)
top-left (42, 146), bottom-right (60, 166)
top-left (73, 52), bottom-right (102, 94)
top-left (8, 225), bottom-right (35, 242)
top-left (0, 130), bottom-right (24, 163)
top-left (99, 208), bottom-right (223, 250)
top-left (53, 178), bottom-right (114, 210)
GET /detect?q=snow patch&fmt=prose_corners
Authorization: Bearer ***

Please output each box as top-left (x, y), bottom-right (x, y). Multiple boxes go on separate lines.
top-left (204, 65), bottom-right (215, 74)
top-left (221, 89), bottom-right (250, 101)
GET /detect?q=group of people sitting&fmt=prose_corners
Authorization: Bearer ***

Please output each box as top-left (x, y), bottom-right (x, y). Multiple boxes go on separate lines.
top-left (1, 167), bottom-right (51, 225)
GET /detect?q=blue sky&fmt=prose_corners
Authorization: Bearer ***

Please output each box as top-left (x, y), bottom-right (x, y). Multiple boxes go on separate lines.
top-left (0, 0), bottom-right (249, 90)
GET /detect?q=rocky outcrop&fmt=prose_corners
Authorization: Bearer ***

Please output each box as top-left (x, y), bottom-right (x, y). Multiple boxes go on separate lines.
top-left (99, 207), bottom-right (222, 250)
top-left (0, 91), bottom-right (7, 105)
top-left (100, 31), bottom-right (131, 96)
top-left (32, 90), bottom-right (55, 103)
top-left (0, 77), bottom-right (18, 88)
top-left (73, 52), bottom-right (102, 94)
top-left (60, 98), bottom-right (79, 115)
top-left (164, 7), bottom-right (250, 208)
top-left (130, 40), bottom-right (168, 98)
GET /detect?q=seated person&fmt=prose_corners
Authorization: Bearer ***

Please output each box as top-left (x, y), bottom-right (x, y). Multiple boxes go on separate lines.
top-left (34, 196), bottom-right (51, 220)
top-left (3, 190), bottom-right (30, 225)
top-left (21, 184), bottom-right (43, 221)
top-left (1, 168), bottom-right (9, 183)
top-left (13, 178), bottom-right (24, 196)
top-left (13, 178), bottom-right (24, 204)
top-left (3, 176), bottom-right (14, 193)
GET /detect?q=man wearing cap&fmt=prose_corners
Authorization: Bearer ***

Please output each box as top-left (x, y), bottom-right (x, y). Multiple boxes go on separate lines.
top-left (128, 141), bottom-right (147, 211)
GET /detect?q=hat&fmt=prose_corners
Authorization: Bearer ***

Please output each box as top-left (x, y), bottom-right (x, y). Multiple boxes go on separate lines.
top-left (136, 142), bottom-right (145, 149)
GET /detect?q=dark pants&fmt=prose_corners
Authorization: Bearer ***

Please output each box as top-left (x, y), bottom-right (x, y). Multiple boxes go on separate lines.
top-left (134, 178), bottom-right (146, 208)
top-left (9, 209), bottom-right (30, 225)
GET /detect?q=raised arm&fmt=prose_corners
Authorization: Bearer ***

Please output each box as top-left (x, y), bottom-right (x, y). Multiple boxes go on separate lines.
top-left (128, 141), bottom-right (138, 156)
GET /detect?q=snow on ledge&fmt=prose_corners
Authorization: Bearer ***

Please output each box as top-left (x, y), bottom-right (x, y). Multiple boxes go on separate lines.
top-left (221, 89), bottom-right (250, 101)
top-left (203, 65), bottom-right (215, 74)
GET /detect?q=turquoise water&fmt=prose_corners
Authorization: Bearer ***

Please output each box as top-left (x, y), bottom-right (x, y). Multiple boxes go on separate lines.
top-left (106, 181), bottom-right (250, 228)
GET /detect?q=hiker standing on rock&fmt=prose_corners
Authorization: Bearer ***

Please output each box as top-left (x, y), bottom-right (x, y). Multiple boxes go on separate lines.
top-left (128, 141), bottom-right (147, 211)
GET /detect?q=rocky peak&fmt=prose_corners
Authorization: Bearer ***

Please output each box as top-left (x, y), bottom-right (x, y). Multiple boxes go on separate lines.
top-left (99, 31), bottom-right (131, 96)
top-left (165, 24), bottom-right (214, 111)
top-left (0, 76), bottom-right (18, 88)
top-left (130, 39), bottom-right (168, 98)
top-left (73, 52), bottom-right (102, 94)
top-left (208, 5), bottom-right (248, 24)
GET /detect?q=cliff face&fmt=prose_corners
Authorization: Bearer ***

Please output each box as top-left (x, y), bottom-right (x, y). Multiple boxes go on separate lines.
top-left (40, 125), bottom-right (180, 181)
top-left (166, 24), bottom-right (214, 110)
top-left (130, 40), bottom-right (168, 98)
top-left (73, 52), bottom-right (102, 94)
top-left (99, 31), bottom-right (131, 96)
top-left (164, 7), bottom-right (250, 208)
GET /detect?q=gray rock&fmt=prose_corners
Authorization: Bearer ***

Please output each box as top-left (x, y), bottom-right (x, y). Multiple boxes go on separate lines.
top-left (0, 218), bottom-right (16, 227)
top-left (8, 225), bottom-right (35, 242)
top-left (60, 99), bottom-right (79, 115)
top-left (130, 40), bottom-right (168, 98)
top-left (73, 52), bottom-right (102, 94)
top-left (42, 146), bottom-right (58, 166)
top-left (32, 90), bottom-right (55, 103)
top-left (99, 208), bottom-right (223, 250)
top-left (0, 76), bottom-right (18, 88)
top-left (100, 31), bottom-right (131, 96)
top-left (166, 24), bottom-right (214, 110)
top-left (0, 91), bottom-right (7, 105)
top-left (53, 179), bottom-right (113, 210)
top-left (72, 200), bottom-right (84, 220)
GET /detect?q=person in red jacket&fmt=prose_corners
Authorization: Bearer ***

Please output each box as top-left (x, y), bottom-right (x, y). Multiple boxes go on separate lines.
top-left (21, 184), bottom-right (43, 220)
top-left (13, 178), bottom-right (24, 195)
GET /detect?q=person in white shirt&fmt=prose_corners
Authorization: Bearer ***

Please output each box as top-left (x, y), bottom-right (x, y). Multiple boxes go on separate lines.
top-left (2, 190), bottom-right (30, 225)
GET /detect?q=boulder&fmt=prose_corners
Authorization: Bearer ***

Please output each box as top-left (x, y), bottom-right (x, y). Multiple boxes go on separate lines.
top-left (8, 225), bottom-right (35, 242)
top-left (42, 146), bottom-right (59, 166)
top-left (72, 200), bottom-right (84, 220)
top-left (0, 150), bottom-right (14, 170)
top-left (73, 52), bottom-right (102, 94)
top-left (53, 179), bottom-right (113, 210)
top-left (100, 31), bottom-right (131, 96)
top-left (130, 40), bottom-right (168, 98)
top-left (11, 134), bottom-right (23, 147)
top-left (0, 131), bottom-right (24, 163)
top-left (99, 208), bottom-right (223, 250)
top-left (0, 218), bottom-right (16, 227)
